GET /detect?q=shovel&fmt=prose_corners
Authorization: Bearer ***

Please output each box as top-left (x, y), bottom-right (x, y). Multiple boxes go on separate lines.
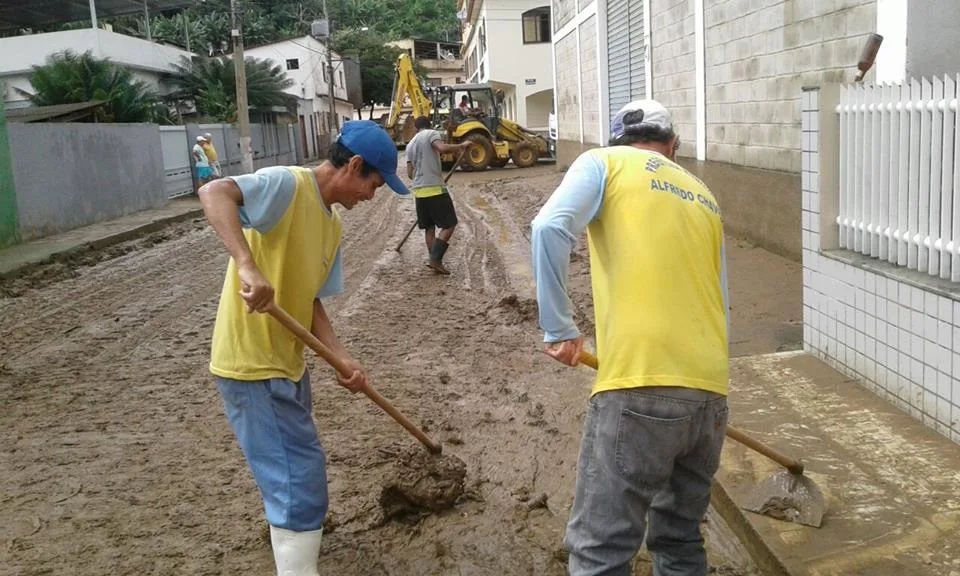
top-left (577, 350), bottom-right (826, 528)
top-left (266, 302), bottom-right (442, 455)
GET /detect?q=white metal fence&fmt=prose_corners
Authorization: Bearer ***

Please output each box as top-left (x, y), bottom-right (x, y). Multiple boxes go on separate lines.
top-left (836, 77), bottom-right (960, 282)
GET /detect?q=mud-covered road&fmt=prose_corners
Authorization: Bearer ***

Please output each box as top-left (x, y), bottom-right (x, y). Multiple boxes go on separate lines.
top-left (0, 164), bottom-right (799, 575)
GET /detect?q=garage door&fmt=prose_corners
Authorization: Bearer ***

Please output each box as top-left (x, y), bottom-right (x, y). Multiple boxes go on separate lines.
top-left (607, 0), bottom-right (646, 121)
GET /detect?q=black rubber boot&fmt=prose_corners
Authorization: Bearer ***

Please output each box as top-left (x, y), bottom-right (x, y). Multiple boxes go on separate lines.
top-left (427, 239), bottom-right (451, 275)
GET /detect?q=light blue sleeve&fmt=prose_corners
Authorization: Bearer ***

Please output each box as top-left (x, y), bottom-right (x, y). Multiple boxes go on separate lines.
top-left (230, 166), bottom-right (296, 234)
top-left (530, 152), bottom-right (607, 343)
top-left (316, 247), bottom-right (344, 300)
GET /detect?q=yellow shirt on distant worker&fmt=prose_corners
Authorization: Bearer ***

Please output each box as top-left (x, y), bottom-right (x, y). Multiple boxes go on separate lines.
top-left (530, 146), bottom-right (729, 396)
top-left (202, 142), bottom-right (219, 162)
top-left (209, 166), bottom-right (343, 382)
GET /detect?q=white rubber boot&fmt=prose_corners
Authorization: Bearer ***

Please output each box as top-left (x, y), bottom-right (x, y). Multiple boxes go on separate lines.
top-left (269, 525), bottom-right (323, 576)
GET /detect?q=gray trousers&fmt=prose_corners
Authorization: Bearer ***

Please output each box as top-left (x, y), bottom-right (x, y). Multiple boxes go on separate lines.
top-left (565, 387), bottom-right (728, 576)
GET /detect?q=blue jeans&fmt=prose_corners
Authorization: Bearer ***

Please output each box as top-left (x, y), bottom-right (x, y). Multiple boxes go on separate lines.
top-left (216, 371), bottom-right (328, 531)
top-left (565, 387), bottom-right (728, 576)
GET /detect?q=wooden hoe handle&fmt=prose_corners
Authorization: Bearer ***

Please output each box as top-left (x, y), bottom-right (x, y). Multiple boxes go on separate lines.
top-left (576, 350), bottom-right (804, 474)
top-left (267, 303), bottom-right (443, 454)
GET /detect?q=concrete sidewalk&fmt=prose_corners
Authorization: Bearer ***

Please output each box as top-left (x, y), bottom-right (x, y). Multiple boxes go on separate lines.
top-left (0, 197), bottom-right (202, 276)
top-left (718, 352), bottom-right (960, 576)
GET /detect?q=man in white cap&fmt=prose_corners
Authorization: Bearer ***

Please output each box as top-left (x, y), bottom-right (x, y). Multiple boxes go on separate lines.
top-left (530, 100), bottom-right (730, 576)
top-left (192, 135), bottom-right (214, 189)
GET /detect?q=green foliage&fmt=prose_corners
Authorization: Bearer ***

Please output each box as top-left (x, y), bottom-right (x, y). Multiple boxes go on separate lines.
top-left (33, 0), bottom-right (460, 51)
top-left (170, 55), bottom-right (296, 122)
top-left (26, 50), bottom-right (171, 124)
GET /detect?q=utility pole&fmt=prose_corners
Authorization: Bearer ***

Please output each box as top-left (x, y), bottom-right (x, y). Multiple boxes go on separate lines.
top-left (322, 0), bottom-right (338, 150)
top-left (231, 0), bottom-right (254, 174)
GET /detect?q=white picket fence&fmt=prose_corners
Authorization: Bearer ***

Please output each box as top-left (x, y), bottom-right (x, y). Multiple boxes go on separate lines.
top-left (836, 77), bottom-right (960, 282)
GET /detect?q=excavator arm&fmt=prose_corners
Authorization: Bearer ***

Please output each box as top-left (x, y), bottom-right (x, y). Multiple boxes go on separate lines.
top-left (385, 53), bottom-right (433, 139)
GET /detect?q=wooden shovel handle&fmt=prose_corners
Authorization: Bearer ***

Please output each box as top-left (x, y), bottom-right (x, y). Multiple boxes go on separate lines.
top-left (267, 303), bottom-right (442, 454)
top-left (576, 350), bottom-right (803, 474)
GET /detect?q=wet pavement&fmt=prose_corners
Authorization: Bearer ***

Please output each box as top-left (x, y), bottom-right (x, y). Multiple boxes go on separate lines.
top-left (721, 352), bottom-right (960, 576)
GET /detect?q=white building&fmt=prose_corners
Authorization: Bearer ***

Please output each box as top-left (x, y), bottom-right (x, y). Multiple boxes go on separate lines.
top-left (458, 0), bottom-right (554, 132)
top-left (246, 35), bottom-right (357, 160)
top-left (0, 28), bottom-right (193, 110)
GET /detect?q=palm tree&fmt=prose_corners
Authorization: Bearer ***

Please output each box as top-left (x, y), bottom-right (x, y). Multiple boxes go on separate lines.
top-left (26, 50), bottom-right (169, 123)
top-left (170, 55), bottom-right (296, 122)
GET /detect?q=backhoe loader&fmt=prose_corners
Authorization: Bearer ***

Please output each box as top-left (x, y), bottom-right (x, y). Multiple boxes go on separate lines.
top-left (384, 54), bottom-right (550, 171)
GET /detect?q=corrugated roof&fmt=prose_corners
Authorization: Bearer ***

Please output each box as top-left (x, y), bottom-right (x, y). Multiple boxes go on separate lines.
top-left (5, 100), bottom-right (106, 122)
top-left (0, 0), bottom-right (196, 32)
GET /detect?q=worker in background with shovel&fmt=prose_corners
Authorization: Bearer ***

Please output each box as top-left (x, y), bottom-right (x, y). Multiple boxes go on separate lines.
top-left (530, 100), bottom-right (730, 576)
top-left (197, 120), bottom-right (409, 576)
top-left (405, 116), bottom-right (471, 274)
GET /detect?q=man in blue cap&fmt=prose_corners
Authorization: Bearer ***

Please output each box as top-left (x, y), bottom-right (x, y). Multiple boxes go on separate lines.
top-left (198, 120), bottom-right (409, 576)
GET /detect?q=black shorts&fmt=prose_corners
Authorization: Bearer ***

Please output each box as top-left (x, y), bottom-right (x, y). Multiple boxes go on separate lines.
top-left (415, 192), bottom-right (458, 230)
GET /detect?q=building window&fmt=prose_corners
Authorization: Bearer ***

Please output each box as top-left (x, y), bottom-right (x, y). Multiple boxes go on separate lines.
top-left (424, 77), bottom-right (441, 87)
top-left (522, 7), bottom-right (551, 44)
top-left (286, 58), bottom-right (299, 70)
top-left (322, 66), bottom-right (328, 82)
top-left (339, 70), bottom-right (344, 87)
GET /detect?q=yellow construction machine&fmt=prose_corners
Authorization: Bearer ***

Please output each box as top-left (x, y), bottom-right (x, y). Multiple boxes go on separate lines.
top-left (384, 53), bottom-right (551, 171)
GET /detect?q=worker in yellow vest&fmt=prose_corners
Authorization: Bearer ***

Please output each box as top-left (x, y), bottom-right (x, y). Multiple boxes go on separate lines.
top-left (530, 100), bottom-right (730, 576)
top-left (197, 120), bottom-right (409, 576)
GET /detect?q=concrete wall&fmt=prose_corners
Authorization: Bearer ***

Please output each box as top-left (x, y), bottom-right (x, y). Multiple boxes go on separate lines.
top-left (679, 159), bottom-right (801, 259)
top-left (905, 0), bottom-right (960, 79)
top-left (703, 0), bottom-right (875, 172)
top-left (553, 0), bottom-right (577, 32)
top-left (651, 0), bottom-right (697, 158)
top-left (0, 97), bottom-right (17, 247)
top-left (579, 16), bottom-right (601, 145)
top-left (555, 31), bottom-right (580, 142)
top-left (9, 123), bottom-right (166, 241)
top-left (802, 86), bottom-right (960, 444)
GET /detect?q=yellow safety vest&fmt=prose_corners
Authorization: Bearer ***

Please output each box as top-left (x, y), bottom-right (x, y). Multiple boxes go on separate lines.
top-left (210, 167), bottom-right (342, 381)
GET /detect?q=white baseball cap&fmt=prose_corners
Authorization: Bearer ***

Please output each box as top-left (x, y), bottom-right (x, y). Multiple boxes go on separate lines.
top-left (609, 99), bottom-right (674, 143)
top-left (196, 135), bottom-right (205, 142)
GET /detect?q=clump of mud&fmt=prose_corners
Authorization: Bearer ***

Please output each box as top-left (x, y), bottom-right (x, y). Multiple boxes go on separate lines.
top-left (487, 294), bottom-right (539, 325)
top-left (378, 445), bottom-right (467, 521)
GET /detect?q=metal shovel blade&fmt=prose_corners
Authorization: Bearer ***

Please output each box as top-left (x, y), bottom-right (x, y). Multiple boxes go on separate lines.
top-left (742, 469), bottom-right (826, 528)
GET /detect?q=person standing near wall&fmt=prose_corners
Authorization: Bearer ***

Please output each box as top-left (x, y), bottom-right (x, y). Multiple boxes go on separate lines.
top-left (192, 136), bottom-right (214, 190)
top-left (531, 100), bottom-right (730, 576)
top-left (202, 133), bottom-right (222, 178)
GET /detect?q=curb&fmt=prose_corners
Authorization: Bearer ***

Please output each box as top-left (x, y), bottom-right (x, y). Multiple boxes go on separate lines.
top-left (0, 208), bottom-right (204, 280)
top-left (711, 479), bottom-right (799, 576)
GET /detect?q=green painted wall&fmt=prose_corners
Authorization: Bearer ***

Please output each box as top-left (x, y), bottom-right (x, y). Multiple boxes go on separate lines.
top-left (0, 98), bottom-right (18, 247)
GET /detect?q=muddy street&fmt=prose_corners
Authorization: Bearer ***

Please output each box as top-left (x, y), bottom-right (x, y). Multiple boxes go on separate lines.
top-left (0, 166), bottom-right (797, 575)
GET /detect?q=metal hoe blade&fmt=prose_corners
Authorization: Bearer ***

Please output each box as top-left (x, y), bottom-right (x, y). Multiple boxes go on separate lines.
top-left (742, 469), bottom-right (826, 528)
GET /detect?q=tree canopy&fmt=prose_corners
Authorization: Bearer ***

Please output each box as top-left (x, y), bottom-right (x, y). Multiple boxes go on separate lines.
top-left (170, 55), bottom-right (296, 122)
top-left (26, 50), bottom-right (172, 124)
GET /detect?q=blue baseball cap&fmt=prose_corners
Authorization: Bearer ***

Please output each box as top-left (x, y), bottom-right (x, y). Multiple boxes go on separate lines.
top-left (337, 120), bottom-right (410, 195)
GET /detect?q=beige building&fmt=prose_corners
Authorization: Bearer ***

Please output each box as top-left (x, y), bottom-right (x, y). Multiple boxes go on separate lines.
top-left (458, 0), bottom-right (555, 132)
top-left (386, 39), bottom-right (465, 87)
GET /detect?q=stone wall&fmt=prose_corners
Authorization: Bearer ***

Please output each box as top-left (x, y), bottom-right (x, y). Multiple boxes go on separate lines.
top-left (650, 0), bottom-right (696, 158)
top-left (703, 0), bottom-right (876, 172)
top-left (579, 15), bottom-right (601, 145)
top-left (555, 31), bottom-right (581, 142)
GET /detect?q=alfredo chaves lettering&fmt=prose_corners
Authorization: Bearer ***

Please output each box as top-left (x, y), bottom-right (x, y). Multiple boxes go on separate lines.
top-left (650, 179), bottom-right (722, 216)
